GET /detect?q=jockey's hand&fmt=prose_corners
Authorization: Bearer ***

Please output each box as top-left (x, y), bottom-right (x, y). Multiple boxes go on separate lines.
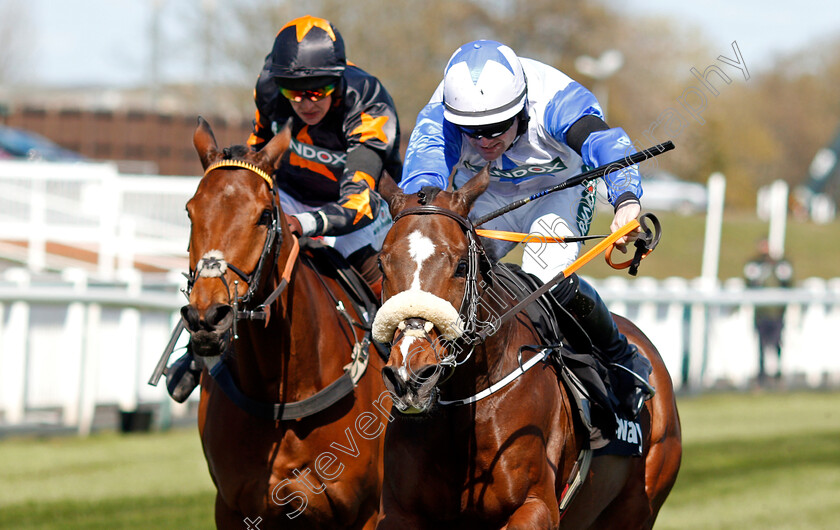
top-left (286, 214), bottom-right (303, 237)
top-left (610, 201), bottom-right (641, 253)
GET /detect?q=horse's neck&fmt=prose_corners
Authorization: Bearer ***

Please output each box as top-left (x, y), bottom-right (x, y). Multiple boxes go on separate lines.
top-left (441, 280), bottom-right (531, 401)
top-left (441, 319), bottom-right (518, 401)
top-left (233, 258), bottom-right (348, 403)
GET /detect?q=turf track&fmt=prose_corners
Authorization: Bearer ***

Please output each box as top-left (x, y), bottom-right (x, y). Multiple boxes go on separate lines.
top-left (1, 391), bottom-right (838, 529)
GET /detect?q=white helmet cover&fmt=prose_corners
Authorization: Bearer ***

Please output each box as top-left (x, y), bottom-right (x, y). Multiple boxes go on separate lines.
top-left (442, 40), bottom-right (527, 127)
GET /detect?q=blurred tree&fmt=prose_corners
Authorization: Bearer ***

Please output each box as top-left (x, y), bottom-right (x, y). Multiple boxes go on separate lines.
top-left (168, 0), bottom-right (840, 211)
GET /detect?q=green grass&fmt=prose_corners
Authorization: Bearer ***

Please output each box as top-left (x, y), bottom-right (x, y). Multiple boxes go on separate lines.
top-left (504, 211), bottom-right (840, 280)
top-left (0, 429), bottom-right (215, 529)
top-left (1, 392), bottom-right (839, 528)
top-left (656, 392), bottom-right (840, 530)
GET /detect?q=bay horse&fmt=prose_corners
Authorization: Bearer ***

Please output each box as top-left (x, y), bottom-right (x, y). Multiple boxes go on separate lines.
top-left (371, 167), bottom-right (682, 529)
top-left (184, 117), bottom-right (389, 529)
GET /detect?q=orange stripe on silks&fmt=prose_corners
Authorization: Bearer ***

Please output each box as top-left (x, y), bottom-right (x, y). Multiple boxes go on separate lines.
top-left (351, 113), bottom-right (389, 144)
top-left (289, 126), bottom-right (337, 181)
top-left (563, 220), bottom-right (641, 277)
top-left (351, 170), bottom-right (375, 189)
top-left (475, 229), bottom-right (571, 244)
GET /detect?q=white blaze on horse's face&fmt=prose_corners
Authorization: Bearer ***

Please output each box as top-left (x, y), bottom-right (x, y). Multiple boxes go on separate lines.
top-left (407, 230), bottom-right (435, 291)
top-left (398, 336), bottom-right (416, 380)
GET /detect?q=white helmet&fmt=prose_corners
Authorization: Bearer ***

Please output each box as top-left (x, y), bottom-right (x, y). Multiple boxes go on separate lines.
top-left (442, 40), bottom-right (527, 127)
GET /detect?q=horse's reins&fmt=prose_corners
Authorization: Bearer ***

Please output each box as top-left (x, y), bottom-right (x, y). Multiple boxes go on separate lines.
top-left (387, 204), bottom-right (661, 404)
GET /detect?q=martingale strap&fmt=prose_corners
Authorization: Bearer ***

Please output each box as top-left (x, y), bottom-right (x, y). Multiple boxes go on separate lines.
top-left (438, 346), bottom-right (552, 406)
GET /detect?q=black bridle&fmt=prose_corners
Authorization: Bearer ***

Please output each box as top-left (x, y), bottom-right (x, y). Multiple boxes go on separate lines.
top-left (184, 161), bottom-right (290, 337)
top-left (389, 205), bottom-right (490, 361)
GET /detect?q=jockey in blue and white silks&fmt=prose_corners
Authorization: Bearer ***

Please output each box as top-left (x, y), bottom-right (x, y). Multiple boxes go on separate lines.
top-left (400, 40), bottom-right (653, 419)
top-left (402, 43), bottom-right (642, 281)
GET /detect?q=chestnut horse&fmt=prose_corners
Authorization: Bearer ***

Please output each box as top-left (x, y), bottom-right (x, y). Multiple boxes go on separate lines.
top-left (372, 168), bottom-right (681, 529)
top-left (185, 117), bottom-right (389, 529)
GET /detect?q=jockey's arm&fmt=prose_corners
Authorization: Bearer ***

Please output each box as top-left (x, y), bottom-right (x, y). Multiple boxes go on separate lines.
top-left (247, 65), bottom-right (286, 151)
top-left (293, 143), bottom-right (386, 237)
top-left (294, 92), bottom-right (399, 238)
top-left (564, 113), bottom-right (643, 252)
top-left (401, 94), bottom-right (463, 194)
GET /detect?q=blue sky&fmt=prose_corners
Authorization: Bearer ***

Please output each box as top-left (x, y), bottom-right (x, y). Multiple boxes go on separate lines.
top-left (15, 0), bottom-right (840, 87)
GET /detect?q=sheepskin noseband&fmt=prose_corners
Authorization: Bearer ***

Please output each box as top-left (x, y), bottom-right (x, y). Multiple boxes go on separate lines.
top-left (372, 289), bottom-right (465, 343)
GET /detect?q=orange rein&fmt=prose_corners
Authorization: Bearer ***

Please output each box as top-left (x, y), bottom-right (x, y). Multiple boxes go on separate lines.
top-left (475, 219), bottom-right (645, 276)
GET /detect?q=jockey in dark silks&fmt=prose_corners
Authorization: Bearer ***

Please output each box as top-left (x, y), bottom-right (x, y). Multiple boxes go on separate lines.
top-left (167, 15), bottom-right (402, 402)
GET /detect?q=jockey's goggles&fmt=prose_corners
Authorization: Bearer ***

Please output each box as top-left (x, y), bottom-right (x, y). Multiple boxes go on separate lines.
top-left (279, 82), bottom-right (336, 103)
top-left (458, 116), bottom-right (516, 140)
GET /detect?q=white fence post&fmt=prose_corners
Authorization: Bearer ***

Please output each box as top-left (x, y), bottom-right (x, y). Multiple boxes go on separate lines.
top-left (61, 268), bottom-right (88, 426)
top-left (78, 301), bottom-right (102, 437)
top-left (0, 269), bottom-right (31, 424)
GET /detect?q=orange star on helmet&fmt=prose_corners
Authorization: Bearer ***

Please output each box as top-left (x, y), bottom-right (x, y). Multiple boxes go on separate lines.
top-left (282, 15), bottom-right (337, 42)
top-left (351, 113), bottom-right (389, 144)
top-left (342, 188), bottom-right (374, 224)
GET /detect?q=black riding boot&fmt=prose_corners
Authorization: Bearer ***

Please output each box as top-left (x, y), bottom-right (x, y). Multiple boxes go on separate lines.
top-left (553, 275), bottom-right (654, 419)
top-left (165, 348), bottom-right (202, 403)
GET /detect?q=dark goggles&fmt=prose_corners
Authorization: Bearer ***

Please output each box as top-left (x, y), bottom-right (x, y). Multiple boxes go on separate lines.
top-left (279, 83), bottom-right (336, 103)
top-left (458, 116), bottom-right (516, 139)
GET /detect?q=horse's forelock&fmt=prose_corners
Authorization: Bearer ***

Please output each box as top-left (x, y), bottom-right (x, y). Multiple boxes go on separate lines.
top-left (221, 145), bottom-right (251, 160)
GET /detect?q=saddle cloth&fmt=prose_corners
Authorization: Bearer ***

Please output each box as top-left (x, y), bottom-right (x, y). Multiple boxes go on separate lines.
top-left (491, 263), bottom-right (644, 457)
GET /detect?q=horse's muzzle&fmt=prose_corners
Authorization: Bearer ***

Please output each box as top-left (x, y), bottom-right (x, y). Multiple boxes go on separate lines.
top-left (180, 303), bottom-right (234, 357)
top-left (381, 364), bottom-right (442, 414)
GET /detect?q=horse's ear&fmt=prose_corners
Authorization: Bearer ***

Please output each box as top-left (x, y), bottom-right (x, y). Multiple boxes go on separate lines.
top-left (378, 171), bottom-right (407, 216)
top-left (453, 165), bottom-right (489, 215)
top-left (258, 119), bottom-right (292, 170)
top-left (193, 116), bottom-right (221, 170)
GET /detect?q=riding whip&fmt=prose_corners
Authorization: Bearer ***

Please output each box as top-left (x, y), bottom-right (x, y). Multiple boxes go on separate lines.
top-left (474, 140), bottom-right (675, 226)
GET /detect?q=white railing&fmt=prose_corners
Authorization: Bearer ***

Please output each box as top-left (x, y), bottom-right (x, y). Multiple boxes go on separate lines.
top-left (0, 159), bottom-right (199, 277)
top-left (589, 276), bottom-right (840, 391)
top-left (2, 160), bottom-right (839, 434)
top-left (2, 267), bottom-right (840, 436)
top-left (0, 268), bottom-right (191, 436)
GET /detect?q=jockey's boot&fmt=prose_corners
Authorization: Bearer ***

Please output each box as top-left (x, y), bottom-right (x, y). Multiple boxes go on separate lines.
top-left (165, 347), bottom-right (201, 403)
top-left (554, 275), bottom-right (654, 419)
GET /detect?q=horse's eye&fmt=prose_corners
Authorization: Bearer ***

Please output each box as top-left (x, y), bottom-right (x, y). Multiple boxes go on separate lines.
top-left (454, 259), bottom-right (468, 278)
top-left (257, 209), bottom-right (272, 226)
top-left (377, 258), bottom-right (384, 273)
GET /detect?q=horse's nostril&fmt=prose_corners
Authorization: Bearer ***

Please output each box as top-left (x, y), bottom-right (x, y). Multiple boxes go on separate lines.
top-left (203, 304), bottom-right (234, 331)
top-left (404, 318), bottom-right (427, 331)
top-left (181, 305), bottom-right (200, 332)
top-left (382, 366), bottom-right (407, 398)
top-left (415, 364), bottom-right (440, 385)
top-left (181, 304), bottom-right (234, 333)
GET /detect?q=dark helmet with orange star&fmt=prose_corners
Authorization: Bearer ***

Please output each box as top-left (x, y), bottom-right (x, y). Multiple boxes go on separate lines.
top-left (269, 15), bottom-right (346, 90)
